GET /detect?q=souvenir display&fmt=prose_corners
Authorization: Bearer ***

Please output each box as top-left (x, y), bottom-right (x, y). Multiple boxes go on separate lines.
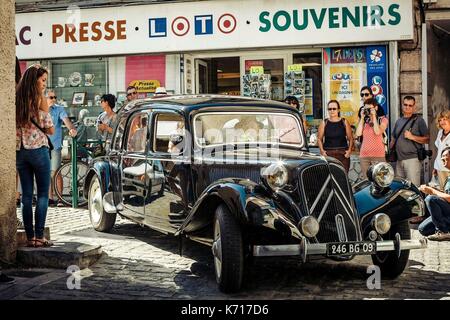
top-left (284, 71), bottom-right (306, 109)
top-left (84, 73), bottom-right (95, 86)
top-left (69, 72), bottom-right (82, 87)
top-left (242, 73), bottom-right (271, 100)
top-left (57, 77), bottom-right (67, 87)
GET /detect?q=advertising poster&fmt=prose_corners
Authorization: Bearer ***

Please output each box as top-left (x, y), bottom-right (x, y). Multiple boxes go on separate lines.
top-left (366, 46), bottom-right (389, 116)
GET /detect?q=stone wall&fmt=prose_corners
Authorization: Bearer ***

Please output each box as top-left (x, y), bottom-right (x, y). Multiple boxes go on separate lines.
top-left (0, 0), bottom-right (17, 264)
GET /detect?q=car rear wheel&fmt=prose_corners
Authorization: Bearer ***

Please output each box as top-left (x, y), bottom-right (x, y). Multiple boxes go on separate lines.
top-left (371, 221), bottom-right (410, 279)
top-left (88, 175), bottom-right (116, 232)
top-left (212, 204), bottom-right (244, 293)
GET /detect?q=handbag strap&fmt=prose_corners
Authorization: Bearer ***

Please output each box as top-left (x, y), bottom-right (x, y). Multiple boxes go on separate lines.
top-left (30, 118), bottom-right (52, 147)
top-left (392, 116), bottom-right (415, 149)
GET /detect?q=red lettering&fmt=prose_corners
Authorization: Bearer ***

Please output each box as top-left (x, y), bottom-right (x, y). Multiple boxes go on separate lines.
top-left (104, 21), bottom-right (115, 41)
top-left (52, 24), bottom-right (63, 43)
top-left (117, 20), bottom-right (127, 40)
top-left (65, 24), bottom-right (77, 42)
top-left (79, 22), bottom-right (89, 42)
top-left (91, 21), bottom-right (102, 41)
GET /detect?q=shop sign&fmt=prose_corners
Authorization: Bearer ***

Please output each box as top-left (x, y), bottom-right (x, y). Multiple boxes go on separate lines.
top-left (16, 0), bottom-right (413, 59)
top-left (288, 64), bottom-right (303, 72)
top-left (250, 66), bottom-right (264, 75)
top-left (129, 80), bottom-right (161, 93)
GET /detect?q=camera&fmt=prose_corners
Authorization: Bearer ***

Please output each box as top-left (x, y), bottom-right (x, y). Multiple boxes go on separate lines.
top-left (417, 147), bottom-right (432, 161)
top-left (363, 106), bottom-right (372, 117)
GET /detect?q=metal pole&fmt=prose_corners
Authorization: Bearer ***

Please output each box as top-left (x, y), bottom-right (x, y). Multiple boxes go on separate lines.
top-left (71, 135), bottom-right (78, 208)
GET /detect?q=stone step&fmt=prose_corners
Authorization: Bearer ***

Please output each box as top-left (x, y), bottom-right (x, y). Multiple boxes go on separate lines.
top-left (16, 227), bottom-right (50, 246)
top-left (16, 242), bottom-right (103, 269)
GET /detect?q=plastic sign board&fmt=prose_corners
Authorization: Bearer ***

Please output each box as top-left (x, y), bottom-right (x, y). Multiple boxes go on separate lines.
top-left (250, 66), bottom-right (264, 75)
top-left (129, 80), bottom-right (161, 93)
top-left (288, 64), bottom-right (303, 72)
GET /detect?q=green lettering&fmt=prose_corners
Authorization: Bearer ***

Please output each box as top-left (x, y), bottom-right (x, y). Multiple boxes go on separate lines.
top-left (342, 7), bottom-right (360, 27)
top-left (293, 9), bottom-right (308, 30)
top-left (370, 5), bottom-right (386, 26)
top-left (273, 10), bottom-right (291, 31)
top-left (328, 7), bottom-right (340, 28)
top-left (259, 11), bottom-right (271, 32)
top-left (362, 5), bottom-right (368, 27)
top-left (388, 4), bottom-right (401, 25)
top-left (310, 8), bottom-right (327, 29)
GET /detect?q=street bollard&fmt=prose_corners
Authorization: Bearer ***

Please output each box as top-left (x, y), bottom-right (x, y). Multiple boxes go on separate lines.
top-left (71, 135), bottom-right (78, 208)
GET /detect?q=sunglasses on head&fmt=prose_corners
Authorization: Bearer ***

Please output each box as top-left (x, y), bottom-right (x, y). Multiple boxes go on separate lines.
top-left (48, 96), bottom-right (57, 99)
top-left (360, 93), bottom-right (371, 97)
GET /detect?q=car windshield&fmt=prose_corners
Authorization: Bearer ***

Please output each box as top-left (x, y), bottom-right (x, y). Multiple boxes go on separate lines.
top-left (194, 112), bottom-right (304, 148)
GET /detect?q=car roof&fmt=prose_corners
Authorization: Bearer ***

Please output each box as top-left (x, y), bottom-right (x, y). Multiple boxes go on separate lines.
top-left (120, 94), bottom-right (297, 115)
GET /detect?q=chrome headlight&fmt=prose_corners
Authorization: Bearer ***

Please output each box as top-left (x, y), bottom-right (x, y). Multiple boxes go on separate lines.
top-left (371, 213), bottom-right (391, 235)
top-left (368, 162), bottom-right (394, 188)
top-left (299, 216), bottom-right (320, 238)
top-left (261, 163), bottom-right (288, 191)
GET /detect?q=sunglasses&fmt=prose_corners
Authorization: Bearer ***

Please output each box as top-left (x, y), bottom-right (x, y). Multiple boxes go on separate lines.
top-left (127, 91), bottom-right (137, 97)
top-left (48, 96), bottom-right (57, 99)
top-left (360, 93), bottom-right (371, 97)
top-left (328, 108), bottom-right (338, 111)
top-left (403, 103), bottom-right (414, 107)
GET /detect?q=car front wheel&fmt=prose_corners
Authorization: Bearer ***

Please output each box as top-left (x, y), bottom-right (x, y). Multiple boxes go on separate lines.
top-left (88, 175), bottom-right (116, 232)
top-left (212, 204), bottom-right (244, 293)
top-left (371, 220), bottom-right (410, 279)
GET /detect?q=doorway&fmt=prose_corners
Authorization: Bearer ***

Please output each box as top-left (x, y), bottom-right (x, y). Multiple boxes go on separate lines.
top-left (195, 57), bottom-right (240, 95)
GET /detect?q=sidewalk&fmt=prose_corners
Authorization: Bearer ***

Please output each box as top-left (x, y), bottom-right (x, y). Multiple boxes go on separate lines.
top-left (0, 207), bottom-right (449, 299)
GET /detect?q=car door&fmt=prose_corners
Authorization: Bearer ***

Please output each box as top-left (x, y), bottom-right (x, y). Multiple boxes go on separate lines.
top-left (119, 111), bottom-right (150, 224)
top-left (144, 110), bottom-right (191, 234)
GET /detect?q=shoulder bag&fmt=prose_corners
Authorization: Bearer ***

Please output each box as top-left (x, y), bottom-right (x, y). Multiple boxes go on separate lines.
top-left (386, 116), bottom-right (414, 162)
top-left (31, 118), bottom-right (54, 158)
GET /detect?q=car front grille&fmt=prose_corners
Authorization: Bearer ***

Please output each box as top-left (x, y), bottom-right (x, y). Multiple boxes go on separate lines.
top-left (299, 163), bottom-right (360, 243)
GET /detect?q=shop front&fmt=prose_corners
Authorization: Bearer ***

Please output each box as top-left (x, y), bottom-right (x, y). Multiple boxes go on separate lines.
top-left (16, 0), bottom-right (414, 177)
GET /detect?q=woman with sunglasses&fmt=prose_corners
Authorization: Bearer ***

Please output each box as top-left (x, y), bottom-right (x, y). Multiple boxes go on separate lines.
top-left (355, 97), bottom-right (388, 179)
top-left (317, 100), bottom-right (353, 172)
top-left (16, 64), bottom-right (55, 248)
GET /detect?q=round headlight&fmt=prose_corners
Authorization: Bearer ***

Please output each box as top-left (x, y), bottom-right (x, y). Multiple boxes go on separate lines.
top-left (261, 163), bottom-right (288, 191)
top-left (368, 162), bottom-right (394, 188)
top-left (372, 213), bottom-right (391, 235)
top-left (299, 216), bottom-right (320, 238)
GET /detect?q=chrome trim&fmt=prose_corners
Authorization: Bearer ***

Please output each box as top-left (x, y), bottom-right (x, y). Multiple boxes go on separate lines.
top-left (333, 188), bottom-right (356, 226)
top-left (252, 238), bottom-right (427, 257)
top-left (309, 176), bottom-right (331, 214)
top-left (335, 214), bottom-right (348, 242)
top-left (317, 190), bottom-right (334, 222)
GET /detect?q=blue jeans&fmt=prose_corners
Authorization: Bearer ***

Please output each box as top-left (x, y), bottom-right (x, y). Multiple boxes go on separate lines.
top-left (16, 147), bottom-right (51, 240)
top-left (418, 195), bottom-right (450, 236)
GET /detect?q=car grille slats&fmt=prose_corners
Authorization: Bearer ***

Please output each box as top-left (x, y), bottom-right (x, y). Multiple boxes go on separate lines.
top-left (300, 163), bottom-right (359, 243)
top-left (208, 167), bottom-right (261, 184)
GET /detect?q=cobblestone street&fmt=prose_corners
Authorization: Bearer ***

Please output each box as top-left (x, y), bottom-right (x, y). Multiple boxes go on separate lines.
top-left (0, 207), bottom-right (449, 300)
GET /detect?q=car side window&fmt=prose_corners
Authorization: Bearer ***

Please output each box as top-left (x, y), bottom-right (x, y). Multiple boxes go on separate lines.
top-left (126, 113), bottom-right (149, 153)
top-left (112, 117), bottom-right (127, 151)
top-left (153, 113), bottom-right (185, 154)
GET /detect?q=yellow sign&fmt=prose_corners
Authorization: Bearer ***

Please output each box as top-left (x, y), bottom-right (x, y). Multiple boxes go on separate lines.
top-left (288, 64), bottom-right (303, 72)
top-left (129, 80), bottom-right (161, 93)
top-left (250, 66), bottom-right (264, 74)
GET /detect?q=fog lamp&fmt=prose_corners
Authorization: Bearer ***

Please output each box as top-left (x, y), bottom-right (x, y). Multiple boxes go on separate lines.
top-left (372, 213), bottom-right (391, 235)
top-left (299, 216), bottom-right (320, 238)
top-left (261, 163), bottom-right (288, 191)
top-left (367, 162), bottom-right (394, 188)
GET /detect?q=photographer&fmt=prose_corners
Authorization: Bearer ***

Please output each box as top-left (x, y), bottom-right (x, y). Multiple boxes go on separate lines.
top-left (355, 97), bottom-right (388, 179)
top-left (390, 96), bottom-right (429, 188)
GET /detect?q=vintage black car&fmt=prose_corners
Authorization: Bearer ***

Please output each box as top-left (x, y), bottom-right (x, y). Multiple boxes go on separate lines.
top-left (84, 95), bottom-right (427, 293)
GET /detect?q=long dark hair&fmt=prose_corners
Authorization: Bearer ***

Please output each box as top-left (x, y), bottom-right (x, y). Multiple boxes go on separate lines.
top-left (15, 57), bottom-right (22, 85)
top-left (284, 95), bottom-right (299, 109)
top-left (16, 64), bottom-right (48, 128)
top-left (358, 97), bottom-right (386, 121)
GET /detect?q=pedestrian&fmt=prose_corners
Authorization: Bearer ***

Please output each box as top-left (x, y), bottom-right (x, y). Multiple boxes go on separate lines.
top-left (355, 97), bottom-right (388, 179)
top-left (418, 147), bottom-right (450, 241)
top-left (126, 85), bottom-right (138, 102)
top-left (433, 110), bottom-right (450, 190)
top-left (16, 64), bottom-right (54, 248)
top-left (317, 100), bottom-right (354, 173)
top-left (390, 96), bottom-right (429, 186)
top-left (96, 94), bottom-right (117, 142)
top-left (154, 86), bottom-right (168, 97)
top-left (46, 89), bottom-right (77, 206)
top-left (284, 95), bottom-right (308, 133)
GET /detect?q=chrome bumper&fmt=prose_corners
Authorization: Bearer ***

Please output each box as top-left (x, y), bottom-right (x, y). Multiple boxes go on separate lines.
top-left (253, 237), bottom-right (428, 259)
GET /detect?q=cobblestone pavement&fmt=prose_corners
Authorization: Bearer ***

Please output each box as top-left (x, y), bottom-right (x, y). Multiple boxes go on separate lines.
top-left (0, 207), bottom-right (449, 300)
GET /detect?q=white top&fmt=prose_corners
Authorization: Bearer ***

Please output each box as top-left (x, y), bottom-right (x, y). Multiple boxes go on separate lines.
top-left (434, 129), bottom-right (450, 171)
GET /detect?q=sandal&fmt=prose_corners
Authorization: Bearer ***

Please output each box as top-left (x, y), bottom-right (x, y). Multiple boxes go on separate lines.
top-left (34, 238), bottom-right (53, 247)
top-left (26, 238), bottom-right (36, 247)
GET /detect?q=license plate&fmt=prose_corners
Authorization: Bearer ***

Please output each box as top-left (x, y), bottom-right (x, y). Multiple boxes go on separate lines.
top-left (327, 241), bottom-right (376, 256)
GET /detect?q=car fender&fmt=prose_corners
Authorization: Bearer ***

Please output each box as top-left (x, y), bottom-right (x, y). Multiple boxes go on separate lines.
top-left (83, 160), bottom-right (112, 199)
top-left (354, 179), bottom-right (423, 235)
top-left (177, 178), bottom-right (303, 240)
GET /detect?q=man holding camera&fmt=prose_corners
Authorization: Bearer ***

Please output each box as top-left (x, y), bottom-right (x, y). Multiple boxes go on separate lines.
top-left (390, 96), bottom-right (429, 188)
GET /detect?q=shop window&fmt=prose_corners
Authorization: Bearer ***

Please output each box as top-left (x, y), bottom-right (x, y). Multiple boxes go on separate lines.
top-left (153, 113), bottom-right (185, 154)
top-left (195, 57), bottom-right (240, 95)
top-left (49, 58), bottom-right (108, 140)
top-left (293, 53), bottom-right (323, 129)
top-left (243, 59), bottom-right (284, 101)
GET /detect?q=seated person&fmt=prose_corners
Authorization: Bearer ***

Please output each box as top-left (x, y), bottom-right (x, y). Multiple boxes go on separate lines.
top-left (168, 121), bottom-right (185, 154)
top-left (233, 117), bottom-right (263, 142)
top-left (128, 117), bottom-right (148, 152)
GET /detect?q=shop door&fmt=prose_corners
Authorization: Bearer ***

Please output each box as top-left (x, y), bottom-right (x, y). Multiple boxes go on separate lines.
top-left (195, 60), bottom-right (209, 94)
